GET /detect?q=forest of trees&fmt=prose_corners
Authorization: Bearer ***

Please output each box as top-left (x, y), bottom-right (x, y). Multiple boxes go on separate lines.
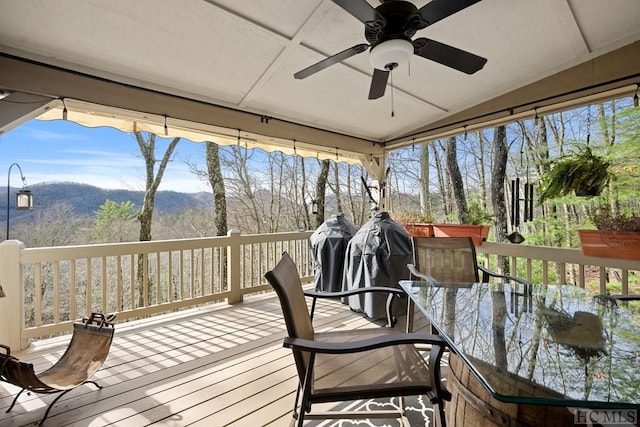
top-left (5, 96), bottom-right (638, 328)
top-left (7, 97), bottom-right (640, 251)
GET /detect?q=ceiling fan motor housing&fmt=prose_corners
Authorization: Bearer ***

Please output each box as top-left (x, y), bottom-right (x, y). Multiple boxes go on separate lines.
top-left (366, 1), bottom-right (422, 70)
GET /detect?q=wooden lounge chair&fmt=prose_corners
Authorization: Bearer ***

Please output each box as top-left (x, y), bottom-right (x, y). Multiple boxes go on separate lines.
top-left (0, 312), bottom-right (115, 425)
top-left (265, 252), bottom-right (449, 427)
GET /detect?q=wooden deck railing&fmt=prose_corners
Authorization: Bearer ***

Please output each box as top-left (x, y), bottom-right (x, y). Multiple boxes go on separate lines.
top-left (0, 232), bottom-right (638, 350)
top-left (0, 230), bottom-right (314, 349)
top-left (476, 242), bottom-right (640, 294)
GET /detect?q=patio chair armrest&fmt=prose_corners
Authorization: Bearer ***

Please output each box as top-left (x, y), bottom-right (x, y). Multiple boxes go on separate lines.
top-left (304, 287), bottom-right (405, 299)
top-left (478, 265), bottom-right (531, 285)
top-left (0, 344), bottom-right (10, 356)
top-left (602, 294), bottom-right (640, 301)
top-left (407, 264), bottom-right (437, 283)
top-left (283, 332), bottom-right (446, 355)
top-left (304, 287), bottom-right (405, 327)
top-left (593, 294), bottom-right (640, 307)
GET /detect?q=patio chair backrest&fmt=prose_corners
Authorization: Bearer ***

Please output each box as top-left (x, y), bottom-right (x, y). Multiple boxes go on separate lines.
top-left (413, 237), bottom-right (480, 283)
top-left (264, 252), bottom-right (315, 380)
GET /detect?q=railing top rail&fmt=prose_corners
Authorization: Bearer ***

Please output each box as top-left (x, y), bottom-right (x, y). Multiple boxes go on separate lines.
top-left (237, 231), bottom-right (312, 244)
top-left (18, 236), bottom-right (232, 262)
top-left (17, 231), bottom-right (315, 263)
top-left (477, 242), bottom-right (640, 271)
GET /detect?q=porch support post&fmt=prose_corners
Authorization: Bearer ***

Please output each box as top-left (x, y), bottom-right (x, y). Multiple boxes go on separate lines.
top-left (0, 240), bottom-right (28, 350)
top-left (226, 229), bottom-right (242, 305)
top-left (363, 153), bottom-right (388, 211)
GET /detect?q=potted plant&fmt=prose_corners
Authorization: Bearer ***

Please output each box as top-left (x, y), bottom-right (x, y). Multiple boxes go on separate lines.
top-left (577, 204), bottom-right (640, 261)
top-left (539, 146), bottom-right (611, 202)
top-left (391, 211), bottom-right (435, 237)
top-left (432, 200), bottom-right (492, 246)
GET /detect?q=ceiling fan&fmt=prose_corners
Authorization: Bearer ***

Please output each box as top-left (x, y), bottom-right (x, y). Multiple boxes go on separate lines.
top-left (294, 0), bottom-right (487, 99)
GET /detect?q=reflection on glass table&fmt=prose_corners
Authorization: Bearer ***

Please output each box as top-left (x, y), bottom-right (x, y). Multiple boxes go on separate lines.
top-left (400, 280), bottom-right (640, 411)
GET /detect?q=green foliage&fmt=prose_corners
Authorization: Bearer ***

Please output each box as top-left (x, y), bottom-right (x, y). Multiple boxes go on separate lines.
top-left (539, 146), bottom-right (611, 202)
top-left (611, 107), bottom-right (640, 198)
top-left (91, 199), bottom-right (138, 242)
top-left (466, 199), bottom-right (493, 224)
top-left (94, 199), bottom-right (138, 223)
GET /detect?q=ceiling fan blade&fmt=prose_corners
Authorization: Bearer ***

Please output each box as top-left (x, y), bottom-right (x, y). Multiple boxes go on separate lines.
top-left (413, 38), bottom-right (487, 74)
top-left (368, 68), bottom-right (390, 100)
top-left (294, 43), bottom-right (369, 79)
top-left (332, 0), bottom-right (385, 24)
top-left (417, 0), bottom-right (482, 27)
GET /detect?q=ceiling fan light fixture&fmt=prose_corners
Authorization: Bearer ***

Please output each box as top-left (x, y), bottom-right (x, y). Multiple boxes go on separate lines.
top-left (369, 39), bottom-right (413, 70)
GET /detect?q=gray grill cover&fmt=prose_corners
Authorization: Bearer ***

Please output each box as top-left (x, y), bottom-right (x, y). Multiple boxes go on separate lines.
top-left (341, 210), bottom-right (413, 319)
top-left (309, 213), bottom-right (358, 292)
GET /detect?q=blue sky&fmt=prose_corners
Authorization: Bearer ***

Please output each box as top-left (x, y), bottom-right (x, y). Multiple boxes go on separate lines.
top-left (0, 119), bottom-right (212, 193)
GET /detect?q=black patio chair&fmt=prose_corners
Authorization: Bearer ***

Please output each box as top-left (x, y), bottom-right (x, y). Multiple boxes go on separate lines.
top-left (408, 237), bottom-right (531, 285)
top-left (265, 252), bottom-right (449, 426)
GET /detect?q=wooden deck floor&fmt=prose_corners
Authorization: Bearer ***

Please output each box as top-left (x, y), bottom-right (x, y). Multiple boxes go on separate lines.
top-left (0, 291), bottom-right (432, 427)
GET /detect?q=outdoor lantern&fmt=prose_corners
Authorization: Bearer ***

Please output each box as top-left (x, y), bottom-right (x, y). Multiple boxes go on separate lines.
top-left (6, 162), bottom-right (34, 240)
top-left (311, 199), bottom-right (318, 215)
top-left (16, 189), bottom-right (33, 210)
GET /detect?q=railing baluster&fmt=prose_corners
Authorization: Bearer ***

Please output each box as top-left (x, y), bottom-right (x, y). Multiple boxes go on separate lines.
top-left (201, 248), bottom-right (206, 296)
top-left (129, 254), bottom-right (135, 310)
top-left (71, 260), bottom-right (77, 320)
top-left (86, 257), bottom-right (92, 316)
top-left (599, 268), bottom-right (607, 294)
top-left (179, 249), bottom-right (185, 299)
top-left (189, 249), bottom-right (195, 298)
top-left (169, 251), bottom-right (174, 301)
top-left (102, 256), bottom-right (107, 314)
top-left (34, 263), bottom-right (42, 326)
top-left (116, 256), bottom-right (122, 311)
top-left (558, 263), bottom-right (566, 285)
top-left (156, 252), bottom-right (161, 304)
top-left (53, 261), bottom-right (60, 323)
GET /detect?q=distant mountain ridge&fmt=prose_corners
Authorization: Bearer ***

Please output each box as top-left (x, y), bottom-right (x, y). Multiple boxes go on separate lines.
top-left (1, 182), bottom-right (212, 224)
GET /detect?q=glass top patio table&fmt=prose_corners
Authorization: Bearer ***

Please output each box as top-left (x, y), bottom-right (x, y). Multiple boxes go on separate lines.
top-left (399, 280), bottom-right (640, 410)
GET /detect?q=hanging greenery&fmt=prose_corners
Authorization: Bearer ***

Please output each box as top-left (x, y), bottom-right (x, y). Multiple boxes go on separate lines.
top-left (538, 146), bottom-right (611, 202)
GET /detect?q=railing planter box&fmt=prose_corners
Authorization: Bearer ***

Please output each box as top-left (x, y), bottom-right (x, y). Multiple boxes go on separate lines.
top-left (577, 229), bottom-right (640, 261)
top-left (432, 224), bottom-right (490, 246)
top-left (402, 223), bottom-right (434, 237)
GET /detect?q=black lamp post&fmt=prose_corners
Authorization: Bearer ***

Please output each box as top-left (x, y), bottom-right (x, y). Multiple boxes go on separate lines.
top-left (6, 163), bottom-right (34, 240)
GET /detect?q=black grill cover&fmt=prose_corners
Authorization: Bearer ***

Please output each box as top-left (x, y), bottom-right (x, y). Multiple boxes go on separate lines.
top-left (341, 210), bottom-right (413, 319)
top-left (309, 213), bottom-right (358, 292)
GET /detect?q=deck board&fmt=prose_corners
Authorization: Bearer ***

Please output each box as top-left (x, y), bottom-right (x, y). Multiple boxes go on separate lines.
top-left (0, 291), bottom-right (430, 426)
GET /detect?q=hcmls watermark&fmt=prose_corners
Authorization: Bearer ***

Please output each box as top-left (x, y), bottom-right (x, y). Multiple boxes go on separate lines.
top-left (573, 408), bottom-right (637, 425)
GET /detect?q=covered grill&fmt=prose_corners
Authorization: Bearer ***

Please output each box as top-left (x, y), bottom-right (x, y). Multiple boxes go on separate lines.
top-left (309, 213), bottom-right (358, 292)
top-left (342, 210), bottom-right (413, 319)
